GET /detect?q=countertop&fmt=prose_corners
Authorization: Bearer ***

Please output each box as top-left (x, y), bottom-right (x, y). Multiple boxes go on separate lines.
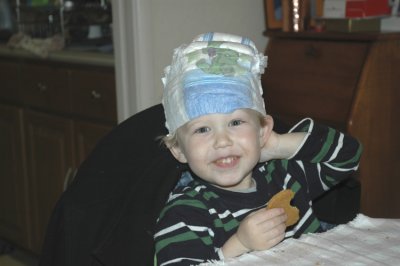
top-left (0, 44), bottom-right (114, 67)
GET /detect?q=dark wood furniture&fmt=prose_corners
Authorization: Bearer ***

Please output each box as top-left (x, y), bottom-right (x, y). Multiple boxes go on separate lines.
top-left (262, 31), bottom-right (400, 218)
top-left (0, 55), bottom-right (117, 254)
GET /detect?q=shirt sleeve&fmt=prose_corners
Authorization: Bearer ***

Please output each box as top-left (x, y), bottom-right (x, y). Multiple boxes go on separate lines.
top-left (288, 118), bottom-right (363, 199)
top-left (154, 198), bottom-right (221, 265)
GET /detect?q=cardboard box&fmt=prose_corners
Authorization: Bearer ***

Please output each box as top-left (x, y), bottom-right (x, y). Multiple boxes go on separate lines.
top-left (346, 0), bottom-right (391, 18)
top-left (319, 17), bottom-right (381, 32)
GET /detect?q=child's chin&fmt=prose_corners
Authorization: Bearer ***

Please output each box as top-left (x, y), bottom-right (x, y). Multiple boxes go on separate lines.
top-left (214, 180), bottom-right (248, 191)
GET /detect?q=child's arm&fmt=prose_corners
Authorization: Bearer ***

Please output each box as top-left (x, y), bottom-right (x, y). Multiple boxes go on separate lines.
top-left (262, 118), bottom-right (362, 199)
top-left (260, 131), bottom-right (307, 162)
top-left (221, 208), bottom-right (287, 258)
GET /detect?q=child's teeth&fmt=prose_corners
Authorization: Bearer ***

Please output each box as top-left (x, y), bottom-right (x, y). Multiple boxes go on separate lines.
top-left (218, 157), bottom-right (235, 164)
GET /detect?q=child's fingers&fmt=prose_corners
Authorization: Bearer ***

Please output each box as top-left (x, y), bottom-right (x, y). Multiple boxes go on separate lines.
top-left (249, 207), bottom-right (286, 224)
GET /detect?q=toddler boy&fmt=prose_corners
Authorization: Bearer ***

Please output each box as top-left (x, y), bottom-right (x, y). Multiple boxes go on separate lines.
top-left (154, 32), bottom-right (362, 265)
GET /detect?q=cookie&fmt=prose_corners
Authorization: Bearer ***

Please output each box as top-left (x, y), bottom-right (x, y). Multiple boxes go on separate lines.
top-left (267, 189), bottom-right (299, 226)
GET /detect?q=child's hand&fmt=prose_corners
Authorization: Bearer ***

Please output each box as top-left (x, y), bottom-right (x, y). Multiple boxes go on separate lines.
top-left (260, 131), bottom-right (307, 162)
top-left (236, 208), bottom-right (287, 251)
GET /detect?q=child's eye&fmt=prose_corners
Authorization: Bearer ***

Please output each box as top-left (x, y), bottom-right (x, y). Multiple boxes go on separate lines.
top-left (194, 127), bottom-right (210, 134)
top-left (230, 119), bottom-right (244, 127)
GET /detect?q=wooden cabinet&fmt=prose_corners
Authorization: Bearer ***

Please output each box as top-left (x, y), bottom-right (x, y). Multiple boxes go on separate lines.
top-left (0, 59), bottom-right (20, 102)
top-left (24, 110), bottom-right (75, 253)
top-left (0, 105), bottom-right (29, 249)
top-left (20, 62), bottom-right (71, 114)
top-left (262, 31), bottom-right (400, 218)
top-left (0, 56), bottom-right (117, 254)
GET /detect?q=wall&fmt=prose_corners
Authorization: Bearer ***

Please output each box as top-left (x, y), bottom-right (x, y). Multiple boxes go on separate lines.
top-left (151, 0), bottom-right (268, 100)
top-left (113, 0), bottom-right (268, 121)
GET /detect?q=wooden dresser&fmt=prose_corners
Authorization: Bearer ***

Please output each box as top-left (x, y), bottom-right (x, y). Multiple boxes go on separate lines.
top-left (262, 31), bottom-right (400, 218)
top-left (0, 52), bottom-right (117, 254)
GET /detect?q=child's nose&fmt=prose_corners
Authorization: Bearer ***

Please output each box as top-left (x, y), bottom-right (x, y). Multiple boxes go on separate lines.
top-left (213, 130), bottom-right (233, 149)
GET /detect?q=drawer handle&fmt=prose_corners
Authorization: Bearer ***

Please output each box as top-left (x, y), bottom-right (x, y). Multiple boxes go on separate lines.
top-left (91, 90), bottom-right (102, 99)
top-left (37, 82), bottom-right (48, 92)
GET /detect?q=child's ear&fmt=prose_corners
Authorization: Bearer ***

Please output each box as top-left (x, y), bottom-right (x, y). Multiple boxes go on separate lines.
top-left (259, 115), bottom-right (274, 147)
top-left (169, 144), bottom-right (188, 163)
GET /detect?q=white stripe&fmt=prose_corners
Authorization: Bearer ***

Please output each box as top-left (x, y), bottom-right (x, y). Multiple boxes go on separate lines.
top-left (216, 247), bottom-right (225, 260)
top-left (285, 206), bottom-right (313, 238)
top-left (160, 257), bottom-right (204, 266)
top-left (324, 162), bottom-right (360, 172)
top-left (288, 118), bottom-right (314, 159)
top-left (195, 185), bottom-right (207, 192)
top-left (168, 193), bottom-right (184, 202)
top-left (168, 185), bottom-right (206, 202)
top-left (209, 208), bottom-right (230, 218)
top-left (296, 160), bottom-right (306, 174)
top-left (154, 222), bottom-right (214, 238)
top-left (209, 207), bottom-right (257, 219)
top-left (327, 133), bottom-right (344, 162)
top-left (295, 161), bottom-right (311, 193)
top-left (317, 163), bottom-right (330, 191)
top-left (154, 222), bottom-right (186, 238)
top-left (283, 173), bottom-right (291, 189)
top-left (232, 208), bottom-right (255, 218)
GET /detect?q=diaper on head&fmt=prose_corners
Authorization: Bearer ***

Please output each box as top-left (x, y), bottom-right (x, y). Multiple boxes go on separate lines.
top-left (162, 32), bottom-right (268, 134)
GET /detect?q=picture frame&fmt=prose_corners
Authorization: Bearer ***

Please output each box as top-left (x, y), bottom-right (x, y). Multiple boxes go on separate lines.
top-left (264, 0), bottom-right (325, 31)
top-left (265, 0), bottom-right (283, 29)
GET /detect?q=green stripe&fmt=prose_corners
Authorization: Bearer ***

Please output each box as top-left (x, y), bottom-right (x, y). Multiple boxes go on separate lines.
top-left (324, 175), bottom-right (337, 186)
top-left (304, 218), bottom-right (321, 234)
top-left (290, 181), bottom-right (301, 193)
top-left (333, 142), bottom-right (363, 167)
top-left (264, 162), bottom-right (276, 183)
top-left (186, 190), bottom-right (198, 197)
top-left (312, 128), bottom-right (335, 163)
top-left (213, 218), bottom-right (239, 232)
top-left (159, 199), bottom-right (207, 219)
top-left (203, 191), bottom-right (219, 201)
top-left (156, 230), bottom-right (212, 254)
top-left (281, 160), bottom-right (289, 171)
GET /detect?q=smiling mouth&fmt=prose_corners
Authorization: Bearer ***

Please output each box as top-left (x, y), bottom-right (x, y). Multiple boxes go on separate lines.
top-left (214, 156), bottom-right (239, 167)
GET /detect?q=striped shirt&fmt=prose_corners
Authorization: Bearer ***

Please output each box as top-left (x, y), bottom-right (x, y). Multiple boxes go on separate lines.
top-left (154, 118), bottom-right (362, 265)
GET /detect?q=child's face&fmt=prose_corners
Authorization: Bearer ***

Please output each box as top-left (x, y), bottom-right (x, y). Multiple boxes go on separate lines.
top-left (170, 109), bottom-right (268, 191)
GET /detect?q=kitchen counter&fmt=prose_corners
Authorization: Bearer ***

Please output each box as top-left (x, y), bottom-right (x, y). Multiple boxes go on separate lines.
top-left (0, 44), bottom-right (114, 67)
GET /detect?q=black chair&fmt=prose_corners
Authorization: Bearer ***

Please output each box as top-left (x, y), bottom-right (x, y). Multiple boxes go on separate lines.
top-left (39, 104), bottom-right (360, 266)
top-left (39, 104), bottom-right (183, 266)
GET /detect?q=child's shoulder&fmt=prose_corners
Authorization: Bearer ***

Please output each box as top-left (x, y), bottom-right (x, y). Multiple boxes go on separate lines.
top-left (158, 181), bottom-right (215, 221)
top-left (167, 180), bottom-right (216, 204)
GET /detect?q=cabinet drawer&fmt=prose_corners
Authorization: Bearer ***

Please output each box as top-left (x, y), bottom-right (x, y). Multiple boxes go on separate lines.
top-left (20, 63), bottom-right (70, 113)
top-left (70, 68), bottom-right (116, 123)
top-left (263, 39), bottom-right (369, 128)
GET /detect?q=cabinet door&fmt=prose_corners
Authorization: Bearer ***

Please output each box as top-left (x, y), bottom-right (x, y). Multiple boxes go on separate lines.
top-left (0, 104), bottom-right (29, 249)
top-left (263, 39), bottom-right (369, 129)
top-left (24, 110), bottom-right (75, 254)
top-left (74, 120), bottom-right (113, 166)
top-left (0, 59), bottom-right (20, 102)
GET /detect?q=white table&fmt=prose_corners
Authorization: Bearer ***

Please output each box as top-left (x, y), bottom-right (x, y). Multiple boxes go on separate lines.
top-left (202, 214), bottom-right (400, 265)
